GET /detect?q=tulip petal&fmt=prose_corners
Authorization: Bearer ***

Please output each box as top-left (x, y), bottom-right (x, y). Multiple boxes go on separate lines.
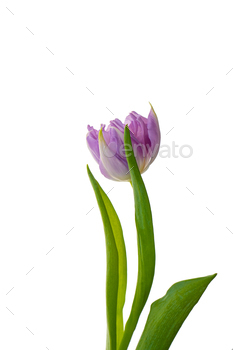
top-left (86, 125), bottom-right (100, 163)
top-left (99, 160), bottom-right (117, 181)
top-left (125, 112), bottom-right (149, 144)
top-left (99, 128), bottom-right (131, 182)
top-left (124, 112), bottom-right (152, 173)
top-left (140, 104), bottom-right (161, 174)
top-left (147, 103), bottom-right (161, 162)
top-left (109, 118), bottom-right (125, 133)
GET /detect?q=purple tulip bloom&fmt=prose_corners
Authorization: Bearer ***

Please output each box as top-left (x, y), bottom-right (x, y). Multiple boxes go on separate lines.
top-left (86, 104), bottom-right (161, 181)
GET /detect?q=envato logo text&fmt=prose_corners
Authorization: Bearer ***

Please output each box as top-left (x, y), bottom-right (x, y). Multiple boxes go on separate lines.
top-left (102, 141), bottom-right (193, 159)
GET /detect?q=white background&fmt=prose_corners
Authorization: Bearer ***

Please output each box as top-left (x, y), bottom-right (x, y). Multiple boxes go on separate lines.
top-left (0, 0), bottom-right (233, 349)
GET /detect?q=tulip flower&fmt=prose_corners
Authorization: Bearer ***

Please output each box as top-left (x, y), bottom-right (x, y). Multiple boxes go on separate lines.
top-left (86, 103), bottom-right (217, 350)
top-left (86, 103), bottom-right (160, 181)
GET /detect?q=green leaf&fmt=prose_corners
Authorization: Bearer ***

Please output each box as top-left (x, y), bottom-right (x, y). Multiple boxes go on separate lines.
top-left (136, 273), bottom-right (217, 350)
top-left (98, 185), bottom-right (127, 349)
top-left (87, 165), bottom-right (127, 350)
top-left (119, 126), bottom-right (156, 350)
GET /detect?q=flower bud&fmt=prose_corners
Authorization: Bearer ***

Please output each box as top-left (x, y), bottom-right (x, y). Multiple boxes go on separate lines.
top-left (86, 104), bottom-right (160, 181)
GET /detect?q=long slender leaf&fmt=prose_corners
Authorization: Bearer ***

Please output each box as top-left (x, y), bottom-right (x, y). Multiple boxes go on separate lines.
top-left (119, 126), bottom-right (156, 350)
top-left (136, 273), bottom-right (217, 350)
top-left (87, 165), bottom-right (127, 350)
top-left (98, 185), bottom-right (127, 348)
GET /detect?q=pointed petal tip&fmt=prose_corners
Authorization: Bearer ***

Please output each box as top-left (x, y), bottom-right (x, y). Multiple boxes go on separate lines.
top-left (98, 127), bottom-right (104, 143)
top-left (148, 102), bottom-right (158, 120)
